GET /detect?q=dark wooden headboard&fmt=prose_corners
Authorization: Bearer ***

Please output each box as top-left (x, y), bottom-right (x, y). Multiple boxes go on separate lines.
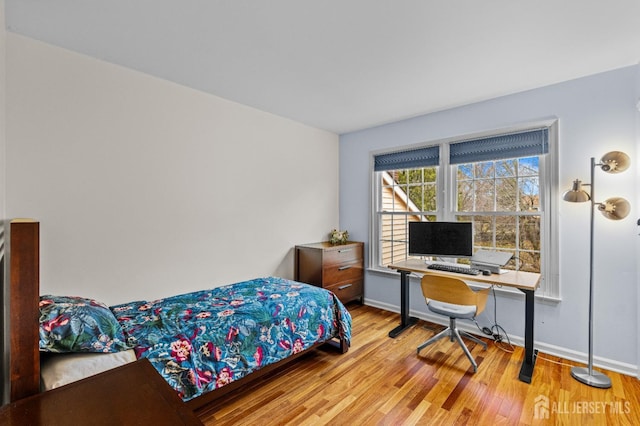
top-left (1, 219), bottom-right (40, 404)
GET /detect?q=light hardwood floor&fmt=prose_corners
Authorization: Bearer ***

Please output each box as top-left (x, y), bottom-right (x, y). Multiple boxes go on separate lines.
top-left (197, 304), bottom-right (640, 425)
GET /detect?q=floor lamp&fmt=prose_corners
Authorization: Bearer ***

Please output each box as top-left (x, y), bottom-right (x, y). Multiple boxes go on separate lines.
top-left (562, 151), bottom-right (630, 388)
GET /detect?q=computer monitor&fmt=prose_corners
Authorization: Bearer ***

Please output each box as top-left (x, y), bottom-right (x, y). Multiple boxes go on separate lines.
top-left (408, 221), bottom-right (473, 258)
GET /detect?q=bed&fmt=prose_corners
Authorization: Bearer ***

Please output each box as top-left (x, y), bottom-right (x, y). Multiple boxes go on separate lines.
top-left (2, 220), bottom-right (351, 413)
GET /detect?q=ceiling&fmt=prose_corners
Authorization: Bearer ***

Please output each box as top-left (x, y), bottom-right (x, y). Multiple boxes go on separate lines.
top-left (5, 1), bottom-right (640, 134)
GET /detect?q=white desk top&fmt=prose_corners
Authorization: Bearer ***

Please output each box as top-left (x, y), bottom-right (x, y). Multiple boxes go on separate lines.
top-left (388, 259), bottom-right (541, 291)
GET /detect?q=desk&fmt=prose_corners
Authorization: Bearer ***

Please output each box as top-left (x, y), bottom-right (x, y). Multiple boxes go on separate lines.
top-left (388, 259), bottom-right (541, 383)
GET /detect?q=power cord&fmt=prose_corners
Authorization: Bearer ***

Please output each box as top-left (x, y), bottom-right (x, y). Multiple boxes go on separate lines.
top-left (512, 255), bottom-right (523, 270)
top-left (475, 285), bottom-right (515, 353)
top-left (535, 354), bottom-right (575, 368)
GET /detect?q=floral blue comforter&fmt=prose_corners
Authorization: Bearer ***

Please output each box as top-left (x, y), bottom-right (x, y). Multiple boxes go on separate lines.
top-left (110, 277), bottom-right (351, 401)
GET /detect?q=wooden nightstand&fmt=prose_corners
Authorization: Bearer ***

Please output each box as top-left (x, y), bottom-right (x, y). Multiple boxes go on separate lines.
top-left (0, 358), bottom-right (203, 426)
top-left (295, 241), bottom-right (364, 304)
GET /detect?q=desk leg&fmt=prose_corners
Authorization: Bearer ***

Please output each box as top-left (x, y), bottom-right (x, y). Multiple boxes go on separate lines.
top-left (389, 270), bottom-right (418, 338)
top-left (518, 288), bottom-right (538, 383)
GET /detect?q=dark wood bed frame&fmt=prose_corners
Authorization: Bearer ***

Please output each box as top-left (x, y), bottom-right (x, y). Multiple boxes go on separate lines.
top-left (3, 219), bottom-right (348, 413)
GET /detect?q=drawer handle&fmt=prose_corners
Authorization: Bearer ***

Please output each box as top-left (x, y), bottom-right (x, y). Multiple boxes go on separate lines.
top-left (338, 248), bottom-right (353, 253)
top-left (338, 284), bottom-right (353, 290)
top-left (338, 265), bottom-right (352, 271)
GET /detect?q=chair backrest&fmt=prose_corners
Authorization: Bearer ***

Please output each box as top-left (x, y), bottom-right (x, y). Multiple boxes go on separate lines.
top-left (420, 275), bottom-right (490, 316)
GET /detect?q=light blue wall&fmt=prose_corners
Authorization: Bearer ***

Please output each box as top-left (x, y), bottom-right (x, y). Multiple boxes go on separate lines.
top-left (339, 65), bottom-right (639, 371)
top-left (635, 64), bottom-right (640, 376)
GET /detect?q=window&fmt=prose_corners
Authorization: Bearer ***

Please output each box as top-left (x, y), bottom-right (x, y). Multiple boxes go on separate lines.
top-left (379, 166), bottom-right (438, 266)
top-left (455, 156), bottom-right (541, 272)
top-left (372, 121), bottom-right (559, 297)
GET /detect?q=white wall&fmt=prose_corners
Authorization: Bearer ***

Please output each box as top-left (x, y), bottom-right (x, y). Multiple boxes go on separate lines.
top-left (340, 66), bottom-right (639, 372)
top-left (5, 34), bottom-right (339, 305)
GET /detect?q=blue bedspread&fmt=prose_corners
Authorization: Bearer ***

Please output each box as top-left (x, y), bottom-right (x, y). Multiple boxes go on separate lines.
top-left (110, 277), bottom-right (351, 401)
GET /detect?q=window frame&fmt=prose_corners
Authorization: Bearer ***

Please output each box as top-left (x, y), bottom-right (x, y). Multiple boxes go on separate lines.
top-left (370, 119), bottom-right (559, 299)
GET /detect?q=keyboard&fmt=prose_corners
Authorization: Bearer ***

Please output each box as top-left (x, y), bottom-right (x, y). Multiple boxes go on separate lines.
top-left (426, 263), bottom-right (481, 275)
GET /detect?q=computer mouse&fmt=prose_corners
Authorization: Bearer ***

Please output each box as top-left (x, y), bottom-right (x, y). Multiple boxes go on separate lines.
top-left (482, 270), bottom-right (491, 276)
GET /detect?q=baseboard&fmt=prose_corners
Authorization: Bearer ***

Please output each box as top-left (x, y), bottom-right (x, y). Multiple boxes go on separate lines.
top-left (363, 298), bottom-right (639, 378)
top-left (532, 342), bottom-right (638, 378)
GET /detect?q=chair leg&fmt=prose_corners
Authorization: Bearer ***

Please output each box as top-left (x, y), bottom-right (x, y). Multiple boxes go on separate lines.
top-left (451, 328), bottom-right (478, 372)
top-left (417, 318), bottom-right (487, 372)
top-left (417, 327), bottom-right (451, 354)
top-left (459, 331), bottom-right (488, 350)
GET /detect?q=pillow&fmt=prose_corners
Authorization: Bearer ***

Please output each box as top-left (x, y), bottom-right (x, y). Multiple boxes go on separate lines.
top-left (39, 295), bottom-right (130, 353)
top-left (40, 350), bottom-right (137, 390)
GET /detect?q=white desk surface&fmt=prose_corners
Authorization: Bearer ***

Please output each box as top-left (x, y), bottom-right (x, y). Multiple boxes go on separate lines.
top-left (388, 259), bottom-right (541, 291)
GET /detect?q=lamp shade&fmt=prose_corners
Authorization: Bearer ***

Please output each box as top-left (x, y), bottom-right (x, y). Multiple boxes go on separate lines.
top-left (562, 179), bottom-right (590, 203)
top-left (598, 197), bottom-right (630, 220)
top-left (600, 151), bottom-right (630, 173)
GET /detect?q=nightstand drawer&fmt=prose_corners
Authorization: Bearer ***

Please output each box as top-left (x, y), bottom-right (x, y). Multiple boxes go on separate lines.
top-left (324, 245), bottom-right (363, 266)
top-left (325, 279), bottom-right (363, 304)
top-left (323, 260), bottom-right (363, 284)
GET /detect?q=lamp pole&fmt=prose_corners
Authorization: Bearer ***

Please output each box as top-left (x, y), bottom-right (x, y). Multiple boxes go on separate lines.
top-left (570, 157), bottom-right (611, 388)
top-left (564, 151), bottom-right (629, 388)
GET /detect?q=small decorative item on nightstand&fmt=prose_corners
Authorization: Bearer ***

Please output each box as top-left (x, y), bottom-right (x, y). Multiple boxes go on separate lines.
top-left (329, 229), bottom-right (349, 245)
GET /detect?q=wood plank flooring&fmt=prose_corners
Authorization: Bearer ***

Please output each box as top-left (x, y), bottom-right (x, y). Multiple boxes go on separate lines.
top-left (197, 304), bottom-right (640, 425)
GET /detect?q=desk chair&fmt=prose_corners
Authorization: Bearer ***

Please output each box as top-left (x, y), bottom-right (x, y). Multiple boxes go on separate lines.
top-left (417, 275), bottom-right (490, 372)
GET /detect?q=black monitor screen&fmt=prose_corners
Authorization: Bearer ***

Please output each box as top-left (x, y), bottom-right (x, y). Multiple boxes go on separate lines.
top-left (408, 221), bottom-right (473, 258)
